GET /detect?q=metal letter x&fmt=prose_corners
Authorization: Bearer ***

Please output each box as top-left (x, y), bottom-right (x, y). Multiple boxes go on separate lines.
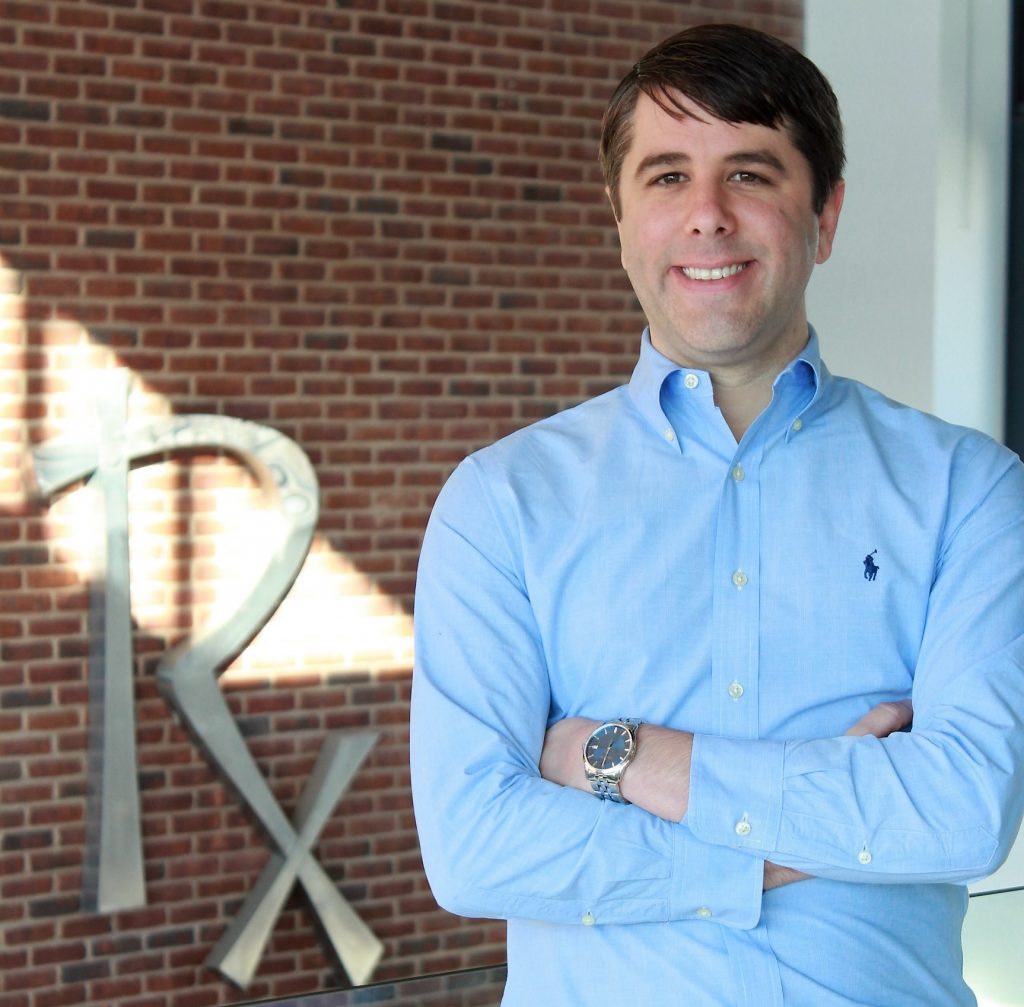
top-left (205, 731), bottom-right (382, 987)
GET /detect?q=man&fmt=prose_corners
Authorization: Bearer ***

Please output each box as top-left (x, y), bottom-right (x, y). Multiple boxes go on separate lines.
top-left (410, 24), bottom-right (1024, 1006)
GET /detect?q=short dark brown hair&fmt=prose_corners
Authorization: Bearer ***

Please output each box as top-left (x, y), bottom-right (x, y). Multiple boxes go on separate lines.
top-left (600, 24), bottom-right (845, 218)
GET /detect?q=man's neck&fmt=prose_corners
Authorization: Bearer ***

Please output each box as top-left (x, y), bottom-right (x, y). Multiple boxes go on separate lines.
top-left (649, 320), bottom-right (811, 442)
top-left (683, 325), bottom-right (810, 442)
top-left (711, 376), bottom-right (775, 442)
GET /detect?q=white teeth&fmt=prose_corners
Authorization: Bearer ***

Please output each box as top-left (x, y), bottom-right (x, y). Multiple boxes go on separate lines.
top-left (681, 263), bottom-right (747, 281)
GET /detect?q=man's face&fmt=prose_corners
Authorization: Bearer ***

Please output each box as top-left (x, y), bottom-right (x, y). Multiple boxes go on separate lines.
top-left (613, 91), bottom-right (844, 376)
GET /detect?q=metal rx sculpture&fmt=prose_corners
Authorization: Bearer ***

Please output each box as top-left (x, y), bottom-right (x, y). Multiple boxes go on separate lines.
top-left (27, 370), bottom-right (383, 988)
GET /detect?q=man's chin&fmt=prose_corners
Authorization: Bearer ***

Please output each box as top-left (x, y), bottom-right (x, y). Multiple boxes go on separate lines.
top-left (649, 321), bottom-right (763, 370)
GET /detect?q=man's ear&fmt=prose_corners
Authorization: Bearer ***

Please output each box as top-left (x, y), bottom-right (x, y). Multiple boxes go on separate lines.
top-left (815, 179), bottom-right (844, 264)
top-left (605, 185), bottom-right (622, 224)
top-left (606, 186), bottom-right (627, 269)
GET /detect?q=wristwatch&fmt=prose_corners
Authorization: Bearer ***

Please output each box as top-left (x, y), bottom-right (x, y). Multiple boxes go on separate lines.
top-left (582, 719), bottom-right (642, 803)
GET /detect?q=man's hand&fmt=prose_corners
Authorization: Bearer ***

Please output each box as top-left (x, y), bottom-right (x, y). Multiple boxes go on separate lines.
top-left (763, 862), bottom-right (810, 890)
top-left (844, 700), bottom-right (913, 738)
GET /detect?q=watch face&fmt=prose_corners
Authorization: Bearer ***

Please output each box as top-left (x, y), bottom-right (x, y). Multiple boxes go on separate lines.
top-left (585, 723), bottom-right (634, 772)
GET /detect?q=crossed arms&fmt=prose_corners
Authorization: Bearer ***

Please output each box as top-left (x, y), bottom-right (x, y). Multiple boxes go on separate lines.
top-left (539, 701), bottom-right (913, 891)
top-left (411, 438), bottom-right (1024, 928)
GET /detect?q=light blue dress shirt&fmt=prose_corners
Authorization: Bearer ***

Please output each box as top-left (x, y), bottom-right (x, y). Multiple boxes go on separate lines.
top-left (411, 329), bottom-right (1024, 1006)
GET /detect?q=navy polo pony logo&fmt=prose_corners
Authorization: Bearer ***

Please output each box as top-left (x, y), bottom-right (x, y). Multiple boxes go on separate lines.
top-left (863, 550), bottom-right (879, 581)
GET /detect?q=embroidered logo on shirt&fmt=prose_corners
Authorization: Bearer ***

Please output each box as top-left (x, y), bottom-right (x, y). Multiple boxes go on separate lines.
top-left (863, 550), bottom-right (879, 581)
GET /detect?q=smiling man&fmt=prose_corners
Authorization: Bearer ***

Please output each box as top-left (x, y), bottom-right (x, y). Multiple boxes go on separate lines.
top-left (411, 24), bottom-right (1024, 1006)
top-left (613, 89), bottom-right (842, 440)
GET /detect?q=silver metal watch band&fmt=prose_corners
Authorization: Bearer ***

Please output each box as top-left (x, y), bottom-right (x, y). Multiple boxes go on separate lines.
top-left (588, 776), bottom-right (632, 803)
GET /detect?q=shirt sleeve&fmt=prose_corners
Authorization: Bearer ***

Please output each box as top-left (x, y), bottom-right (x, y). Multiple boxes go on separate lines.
top-left (687, 440), bottom-right (1024, 884)
top-left (411, 457), bottom-right (766, 928)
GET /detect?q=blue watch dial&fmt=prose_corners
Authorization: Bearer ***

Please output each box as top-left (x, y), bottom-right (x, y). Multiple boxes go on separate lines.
top-left (585, 723), bottom-right (634, 770)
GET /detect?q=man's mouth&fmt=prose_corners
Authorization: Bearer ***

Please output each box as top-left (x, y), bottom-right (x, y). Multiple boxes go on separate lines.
top-left (679, 262), bottom-right (749, 281)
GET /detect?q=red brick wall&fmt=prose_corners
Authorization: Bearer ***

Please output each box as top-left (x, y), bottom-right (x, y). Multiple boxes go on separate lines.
top-left (0, 2), bottom-right (803, 1005)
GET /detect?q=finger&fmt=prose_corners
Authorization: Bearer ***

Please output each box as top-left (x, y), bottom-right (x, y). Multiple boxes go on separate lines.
top-left (763, 861), bottom-right (811, 891)
top-left (845, 699), bottom-right (913, 738)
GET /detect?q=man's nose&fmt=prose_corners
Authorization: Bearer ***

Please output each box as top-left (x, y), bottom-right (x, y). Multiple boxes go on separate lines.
top-left (682, 180), bottom-right (735, 236)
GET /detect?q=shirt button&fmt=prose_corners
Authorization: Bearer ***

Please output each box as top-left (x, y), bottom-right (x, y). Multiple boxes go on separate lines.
top-left (858, 849), bottom-right (873, 865)
top-left (728, 681), bottom-right (745, 700)
top-left (581, 911), bottom-right (596, 926)
top-left (731, 464), bottom-right (745, 481)
top-left (735, 819), bottom-right (752, 837)
top-left (731, 570), bottom-right (748, 589)
top-left (683, 373), bottom-right (700, 389)
top-left (696, 906), bottom-right (713, 919)
top-left (791, 418), bottom-right (803, 432)
top-left (664, 428), bottom-right (676, 442)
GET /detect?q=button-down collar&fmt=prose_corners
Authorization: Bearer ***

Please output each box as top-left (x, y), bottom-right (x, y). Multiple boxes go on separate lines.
top-left (627, 326), bottom-right (832, 452)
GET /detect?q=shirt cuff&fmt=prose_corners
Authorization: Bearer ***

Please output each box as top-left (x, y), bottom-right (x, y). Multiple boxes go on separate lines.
top-left (687, 734), bottom-right (786, 856)
top-left (672, 822), bottom-right (766, 930)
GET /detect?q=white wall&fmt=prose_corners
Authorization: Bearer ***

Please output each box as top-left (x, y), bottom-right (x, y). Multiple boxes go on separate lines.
top-left (804, 0), bottom-right (1019, 898)
top-left (805, 0), bottom-right (1011, 439)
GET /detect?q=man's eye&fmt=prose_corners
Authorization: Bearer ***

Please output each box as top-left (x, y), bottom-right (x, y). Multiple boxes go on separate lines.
top-left (730, 171), bottom-right (766, 184)
top-left (653, 172), bottom-right (683, 186)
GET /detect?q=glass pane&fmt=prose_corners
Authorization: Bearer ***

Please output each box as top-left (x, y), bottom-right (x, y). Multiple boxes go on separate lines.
top-left (964, 888), bottom-right (1024, 1006)
top-left (240, 965), bottom-right (508, 1007)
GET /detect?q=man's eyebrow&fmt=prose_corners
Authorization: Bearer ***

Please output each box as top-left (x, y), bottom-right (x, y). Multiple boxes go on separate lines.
top-left (633, 152), bottom-right (689, 179)
top-left (726, 149), bottom-right (787, 173)
top-left (632, 149), bottom-right (788, 178)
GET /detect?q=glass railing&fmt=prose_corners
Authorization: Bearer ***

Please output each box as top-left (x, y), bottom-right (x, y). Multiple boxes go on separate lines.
top-left (963, 887), bottom-right (1024, 1006)
top-left (242, 964), bottom-right (508, 1007)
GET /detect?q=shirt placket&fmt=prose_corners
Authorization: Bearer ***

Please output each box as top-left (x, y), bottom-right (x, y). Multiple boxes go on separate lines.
top-left (710, 428), bottom-right (764, 741)
top-left (711, 421), bottom-right (788, 1007)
